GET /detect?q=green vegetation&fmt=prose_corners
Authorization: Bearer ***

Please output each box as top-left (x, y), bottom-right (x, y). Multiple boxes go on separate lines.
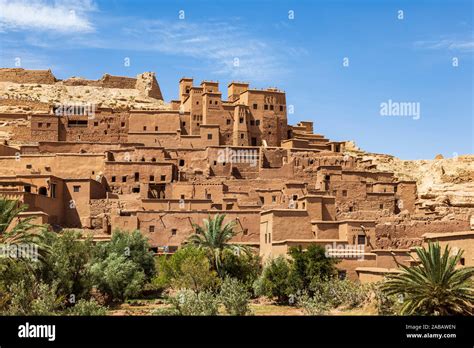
top-left (64, 299), bottom-right (107, 316)
top-left (163, 289), bottom-right (220, 316)
top-left (0, 199), bottom-right (39, 244)
top-left (39, 230), bottom-right (94, 300)
top-left (5, 280), bottom-right (63, 316)
top-left (220, 249), bottom-right (261, 292)
top-left (187, 214), bottom-right (251, 275)
top-left (90, 252), bottom-right (146, 302)
top-left (288, 245), bottom-right (340, 294)
top-left (254, 256), bottom-right (292, 304)
top-left (94, 229), bottom-right (156, 280)
top-left (297, 278), bottom-right (371, 315)
top-left (381, 242), bottom-right (474, 315)
top-left (154, 247), bottom-right (220, 293)
top-left (254, 245), bottom-right (339, 304)
top-left (0, 199), bottom-right (48, 264)
top-left (219, 277), bottom-right (252, 315)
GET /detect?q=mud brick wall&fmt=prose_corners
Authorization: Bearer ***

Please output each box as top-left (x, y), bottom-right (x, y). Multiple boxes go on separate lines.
top-left (376, 219), bottom-right (471, 249)
top-left (0, 68), bottom-right (56, 84)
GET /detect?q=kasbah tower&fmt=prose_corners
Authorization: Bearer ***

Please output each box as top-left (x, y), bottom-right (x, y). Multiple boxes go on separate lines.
top-left (0, 67), bottom-right (472, 282)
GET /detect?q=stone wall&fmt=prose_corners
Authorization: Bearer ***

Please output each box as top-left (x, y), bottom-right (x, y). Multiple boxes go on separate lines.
top-left (62, 74), bottom-right (137, 89)
top-left (0, 68), bottom-right (56, 84)
top-left (376, 219), bottom-right (471, 249)
top-left (135, 72), bottom-right (163, 100)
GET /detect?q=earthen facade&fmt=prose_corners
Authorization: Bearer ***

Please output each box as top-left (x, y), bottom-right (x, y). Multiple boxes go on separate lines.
top-left (1, 69), bottom-right (472, 281)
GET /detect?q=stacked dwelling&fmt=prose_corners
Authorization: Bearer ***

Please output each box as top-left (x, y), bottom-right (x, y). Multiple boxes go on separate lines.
top-left (0, 68), bottom-right (472, 281)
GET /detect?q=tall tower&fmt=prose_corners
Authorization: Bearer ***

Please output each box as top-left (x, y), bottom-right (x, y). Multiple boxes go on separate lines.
top-left (228, 82), bottom-right (249, 102)
top-left (179, 78), bottom-right (193, 103)
top-left (233, 105), bottom-right (250, 146)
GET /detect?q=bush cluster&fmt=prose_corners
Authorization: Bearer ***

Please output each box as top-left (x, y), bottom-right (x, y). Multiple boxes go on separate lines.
top-left (156, 277), bottom-right (252, 316)
top-left (0, 229), bottom-right (156, 315)
top-left (254, 245), bottom-right (339, 304)
top-left (310, 278), bottom-right (370, 309)
top-left (219, 277), bottom-right (252, 316)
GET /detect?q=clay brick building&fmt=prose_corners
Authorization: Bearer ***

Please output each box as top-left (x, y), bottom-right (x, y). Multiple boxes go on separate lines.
top-left (0, 68), bottom-right (472, 281)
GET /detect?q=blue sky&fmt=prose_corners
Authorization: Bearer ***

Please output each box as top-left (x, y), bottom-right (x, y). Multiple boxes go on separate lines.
top-left (0, 0), bottom-right (472, 159)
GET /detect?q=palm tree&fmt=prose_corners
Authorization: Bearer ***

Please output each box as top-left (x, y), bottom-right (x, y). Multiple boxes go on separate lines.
top-left (382, 242), bottom-right (474, 315)
top-left (186, 214), bottom-right (251, 275)
top-left (0, 198), bottom-right (47, 261)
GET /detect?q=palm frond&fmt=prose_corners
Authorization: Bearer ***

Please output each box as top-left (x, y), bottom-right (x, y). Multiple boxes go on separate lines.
top-left (185, 214), bottom-right (250, 275)
top-left (381, 242), bottom-right (474, 315)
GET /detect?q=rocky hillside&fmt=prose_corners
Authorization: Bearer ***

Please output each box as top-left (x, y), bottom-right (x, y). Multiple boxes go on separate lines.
top-left (0, 69), bottom-right (169, 113)
top-left (345, 141), bottom-right (474, 221)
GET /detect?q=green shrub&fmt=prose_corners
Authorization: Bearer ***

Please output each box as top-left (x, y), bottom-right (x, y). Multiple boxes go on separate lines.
top-left (91, 252), bottom-right (146, 302)
top-left (140, 282), bottom-right (165, 298)
top-left (30, 282), bottom-right (64, 315)
top-left (310, 278), bottom-right (370, 309)
top-left (65, 299), bottom-right (107, 316)
top-left (154, 247), bottom-right (220, 293)
top-left (295, 278), bottom-right (370, 315)
top-left (288, 245), bottom-right (339, 294)
top-left (0, 259), bottom-right (34, 309)
top-left (219, 277), bottom-right (251, 316)
top-left (371, 282), bottom-right (401, 315)
top-left (167, 289), bottom-right (219, 316)
top-left (221, 250), bottom-right (261, 291)
top-left (172, 255), bottom-right (220, 293)
top-left (94, 230), bottom-right (155, 279)
top-left (297, 291), bottom-right (331, 315)
top-left (152, 306), bottom-right (180, 316)
top-left (39, 230), bottom-right (94, 300)
top-left (253, 256), bottom-right (292, 304)
top-left (5, 280), bottom-right (64, 315)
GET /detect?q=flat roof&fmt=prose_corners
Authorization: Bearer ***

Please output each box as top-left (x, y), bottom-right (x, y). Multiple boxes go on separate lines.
top-left (0, 180), bottom-right (36, 185)
top-left (135, 209), bottom-right (261, 214)
top-left (18, 211), bottom-right (48, 216)
top-left (371, 248), bottom-right (411, 253)
top-left (311, 219), bottom-right (376, 224)
top-left (201, 91), bottom-right (222, 96)
top-left (242, 88), bottom-right (285, 94)
top-left (38, 141), bottom-right (143, 146)
top-left (422, 231), bottom-right (474, 239)
top-left (128, 131), bottom-right (178, 135)
top-left (272, 239), bottom-right (349, 244)
top-left (142, 198), bottom-right (212, 203)
top-left (228, 81), bottom-right (249, 87)
top-left (228, 241), bottom-right (259, 246)
top-left (297, 194), bottom-right (334, 200)
top-left (105, 161), bottom-right (172, 165)
top-left (355, 267), bottom-right (402, 274)
top-left (0, 153), bottom-right (104, 158)
top-left (0, 174), bottom-right (62, 180)
top-left (260, 208), bottom-right (307, 215)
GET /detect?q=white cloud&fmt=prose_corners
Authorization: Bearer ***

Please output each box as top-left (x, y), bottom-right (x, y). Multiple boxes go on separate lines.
top-left (0, 10), bottom-right (303, 83)
top-left (118, 20), bottom-right (290, 82)
top-left (0, 0), bottom-right (95, 33)
top-left (414, 38), bottom-right (474, 52)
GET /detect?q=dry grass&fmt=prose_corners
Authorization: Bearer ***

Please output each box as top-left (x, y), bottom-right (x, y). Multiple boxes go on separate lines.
top-left (107, 298), bottom-right (377, 316)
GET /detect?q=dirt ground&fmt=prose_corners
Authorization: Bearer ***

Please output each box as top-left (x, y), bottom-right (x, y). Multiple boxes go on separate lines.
top-left (107, 298), bottom-right (377, 316)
